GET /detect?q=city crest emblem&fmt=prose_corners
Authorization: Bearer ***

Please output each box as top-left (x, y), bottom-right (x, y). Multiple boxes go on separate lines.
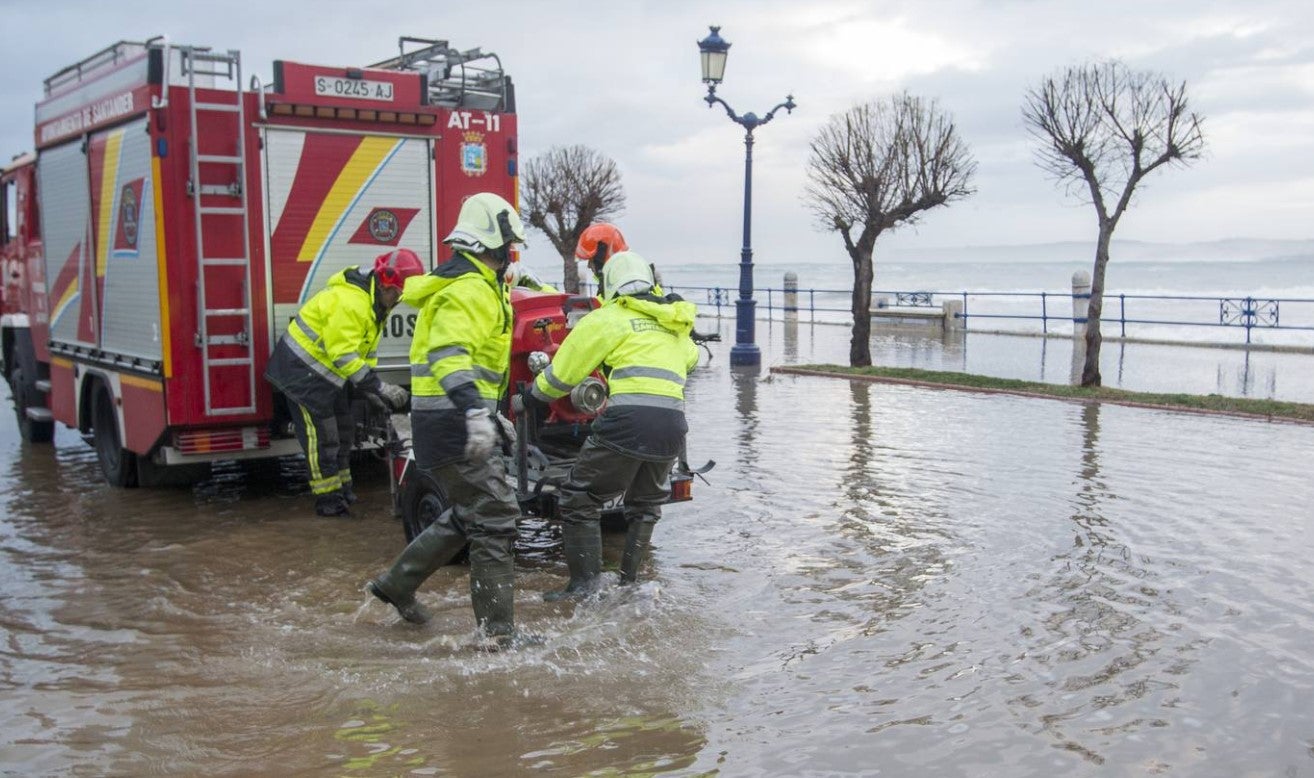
top-left (460, 131), bottom-right (487, 177)
top-left (368, 209), bottom-right (400, 243)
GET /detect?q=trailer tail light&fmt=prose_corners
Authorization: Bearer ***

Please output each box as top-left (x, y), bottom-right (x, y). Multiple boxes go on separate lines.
top-left (669, 476), bottom-right (693, 502)
top-left (392, 453), bottom-right (411, 488)
top-left (174, 426), bottom-right (269, 455)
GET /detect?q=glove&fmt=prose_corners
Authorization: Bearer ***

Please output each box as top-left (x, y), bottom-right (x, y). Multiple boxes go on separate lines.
top-left (378, 382), bottom-right (410, 411)
top-left (464, 408), bottom-right (498, 461)
top-left (504, 262), bottom-right (524, 287)
top-left (495, 412), bottom-right (517, 448)
top-left (512, 385), bottom-right (549, 416)
top-left (364, 392), bottom-right (389, 413)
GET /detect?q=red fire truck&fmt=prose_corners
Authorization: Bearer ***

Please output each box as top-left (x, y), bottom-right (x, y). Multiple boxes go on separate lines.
top-left (1, 36), bottom-right (519, 486)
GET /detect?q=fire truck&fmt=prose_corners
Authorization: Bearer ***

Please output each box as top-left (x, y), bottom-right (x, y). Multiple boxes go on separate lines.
top-left (1, 36), bottom-right (520, 486)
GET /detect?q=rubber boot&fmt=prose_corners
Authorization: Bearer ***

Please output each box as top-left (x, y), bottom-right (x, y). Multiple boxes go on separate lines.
top-left (340, 481), bottom-right (359, 505)
top-left (543, 522), bottom-right (603, 602)
top-left (315, 492), bottom-right (351, 517)
top-left (366, 510), bottom-right (465, 624)
top-left (471, 567), bottom-right (516, 647)
top-left (620, 520), bottom-right (655, 584)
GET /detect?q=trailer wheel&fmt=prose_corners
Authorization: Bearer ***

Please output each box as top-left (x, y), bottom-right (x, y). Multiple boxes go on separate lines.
top-left (92, 385), bottom-right (138, 488)
top-left (10, 366), bottom-right (54, 443)
top-left (402, 468), bottom-right (451, 542)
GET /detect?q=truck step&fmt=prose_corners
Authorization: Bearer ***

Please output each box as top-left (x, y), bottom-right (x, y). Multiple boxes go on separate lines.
top-left (25, 407), bottom-right (53, 422)
top-left (34, 379), bottom-right (51, 393)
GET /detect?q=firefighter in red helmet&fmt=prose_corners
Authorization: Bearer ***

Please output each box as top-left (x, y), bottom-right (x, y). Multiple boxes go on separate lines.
top-left (266, 248), bottom-right (425, 517)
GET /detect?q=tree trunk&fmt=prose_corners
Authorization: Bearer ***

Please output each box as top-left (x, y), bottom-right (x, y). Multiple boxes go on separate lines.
top-left (1081, 226), bottom-right (1114, 386)
top-left (849, 250), bottom-right (875, 366)
top-left (560, 250), bottom-right (580, 294)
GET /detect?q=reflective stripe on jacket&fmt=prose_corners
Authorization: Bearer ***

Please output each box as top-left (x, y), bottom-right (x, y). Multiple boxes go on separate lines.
top-left (533, 293), bottom-right (698, 460)
top-left (404, 252), bottom-right (511, 407)
top-left (265, 267), bottom-right (383, 411)
top-left (402, 253), bottom-right (511, 468)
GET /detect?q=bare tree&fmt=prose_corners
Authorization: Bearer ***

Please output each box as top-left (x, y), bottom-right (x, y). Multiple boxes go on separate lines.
top-left (520, 145), bottom-right (625, 293)
top-left (805, 93), bottom-right (976, 366)
top-left (1024, 60), bottom-right (1204, 386)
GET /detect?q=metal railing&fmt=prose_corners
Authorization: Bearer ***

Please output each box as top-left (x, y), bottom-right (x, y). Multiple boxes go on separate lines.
top-left (657, 284), bottom-right (1314, 347)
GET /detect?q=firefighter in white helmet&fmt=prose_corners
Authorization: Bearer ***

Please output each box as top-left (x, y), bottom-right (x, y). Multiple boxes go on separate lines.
top-left (266, 249), bottom-right (423, 517)
top-left (516, 251), bottom-right (699, 599)
top-left (366, 192), bottom-right (537, 650)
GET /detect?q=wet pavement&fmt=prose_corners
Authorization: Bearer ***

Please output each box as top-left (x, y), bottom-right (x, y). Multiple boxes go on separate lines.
top-left (2, 322), bottom-right (1313, 776)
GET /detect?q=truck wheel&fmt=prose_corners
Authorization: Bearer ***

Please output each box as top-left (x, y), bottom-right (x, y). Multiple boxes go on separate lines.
top-left (93, 385), bottom-right (139, 488)
top-left (10, 366), bottom-right (54, 443)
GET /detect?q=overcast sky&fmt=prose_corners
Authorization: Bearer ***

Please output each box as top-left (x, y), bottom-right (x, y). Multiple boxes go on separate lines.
top-left (3, 0), bottom-right (1312, 270)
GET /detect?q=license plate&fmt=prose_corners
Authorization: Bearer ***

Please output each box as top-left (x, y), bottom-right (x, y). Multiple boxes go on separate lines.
top-left (314, 76), bottom-right (395, 101)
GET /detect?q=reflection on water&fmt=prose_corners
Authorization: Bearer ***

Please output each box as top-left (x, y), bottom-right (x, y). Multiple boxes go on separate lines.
top-left (3, 329), bottom-right (1314, 775)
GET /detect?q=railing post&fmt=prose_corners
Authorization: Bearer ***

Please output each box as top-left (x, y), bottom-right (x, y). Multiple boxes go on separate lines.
top-left (1120, 294), bottom-right (1126, 338)
top-left (1041, 291), bottom-right (1048, 334)
top-left (783, 272), bottom-right (798, 322)
top-left (1071, 271), bottom-right (1091, 341)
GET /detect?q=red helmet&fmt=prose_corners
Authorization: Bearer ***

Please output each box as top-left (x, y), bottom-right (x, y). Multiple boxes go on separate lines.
top-left (373, 248), bottom-right (425, 290)
top-left (575, 223), bottom-right (629, 273)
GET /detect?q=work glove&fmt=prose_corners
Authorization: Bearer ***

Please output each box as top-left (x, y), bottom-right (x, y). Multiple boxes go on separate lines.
top-left (464, 408), bottom-right (498, 461)
top-left (378, 382), bottom-right (410, 411)
top-left (364, 392), bottom-right (389, 413)
top-left (511, 386), bottom-right (549, 416)
top-left (495, 412), bottom-right (517, 449)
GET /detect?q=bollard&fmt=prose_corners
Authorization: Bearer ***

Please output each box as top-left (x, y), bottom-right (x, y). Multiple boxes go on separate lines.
top-left (1071, 270), bottom-right (1091, 339)
top-left (783, 272), bottom-right (798, 314)
top-left (942, 299), bottom-right (964, 331)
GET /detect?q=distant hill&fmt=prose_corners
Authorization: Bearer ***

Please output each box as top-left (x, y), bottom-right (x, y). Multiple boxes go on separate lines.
top-left (874, 238), bottom-right (1314, 265)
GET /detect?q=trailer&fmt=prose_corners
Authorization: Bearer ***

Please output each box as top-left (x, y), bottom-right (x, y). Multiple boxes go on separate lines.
top-left (1, 36), bottom-right (519, 486)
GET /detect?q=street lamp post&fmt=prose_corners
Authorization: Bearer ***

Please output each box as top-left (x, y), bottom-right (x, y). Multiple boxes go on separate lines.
top-left (697, 25), bottom-right (795, 368)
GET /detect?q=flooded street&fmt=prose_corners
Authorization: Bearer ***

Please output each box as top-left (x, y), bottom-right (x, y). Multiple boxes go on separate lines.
top-left (3, 324), bottom-right (1314, 776)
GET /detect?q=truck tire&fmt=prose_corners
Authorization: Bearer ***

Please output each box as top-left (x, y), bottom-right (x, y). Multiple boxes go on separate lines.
top-left (93, 385), bottom-right (139, 488)
top-left (10, 366), bottom-right (54, 443)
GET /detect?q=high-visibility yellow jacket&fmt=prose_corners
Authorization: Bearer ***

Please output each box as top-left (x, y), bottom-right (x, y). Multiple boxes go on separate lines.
top-left (532, 293), bottom-right (698, 461)
top-left (404, 252), bottom-right (512, 467)
top-left (265, 267), bottom-right (384, 412)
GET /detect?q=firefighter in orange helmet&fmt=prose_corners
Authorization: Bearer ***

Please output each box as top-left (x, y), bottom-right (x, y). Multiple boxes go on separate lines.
top-left (575, 222), bottom-right (631, 298)
top-left (266, 248), bottom-right (425, 517)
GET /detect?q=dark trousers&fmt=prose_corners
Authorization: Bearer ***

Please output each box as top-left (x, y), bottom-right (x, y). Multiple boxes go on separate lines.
top-left (558, 437), bottom-right (673, 532)
top-left (288, 390), bottom-right (353, 495)
top-left (429, 455), bottom-right (522, 570)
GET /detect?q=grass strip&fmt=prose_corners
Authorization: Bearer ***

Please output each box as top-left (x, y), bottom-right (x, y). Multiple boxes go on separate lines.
top-left (775, 364), bottom-right (1314, 424)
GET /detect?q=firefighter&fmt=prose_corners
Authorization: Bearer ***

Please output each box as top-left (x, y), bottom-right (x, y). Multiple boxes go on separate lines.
top-left (366, 192), bottom-right (535, 649)
top-left (517, 251), bottom-right (698, 599)
top-left (266, 249), bottom-right (422, 517)
top-left (575, 222), bottom-right (640, 298)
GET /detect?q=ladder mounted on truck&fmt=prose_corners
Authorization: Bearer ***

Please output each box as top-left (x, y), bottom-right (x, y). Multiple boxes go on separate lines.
top-left (370, 36), bottom-right (515, 111)
top-left (179, 45), bottom-right (257, 417)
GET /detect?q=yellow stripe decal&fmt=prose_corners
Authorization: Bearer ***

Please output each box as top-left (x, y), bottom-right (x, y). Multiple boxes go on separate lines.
top-left (121, 374), bottom-right (163, 392)
top-left (151, 155), bottom-right (172, 378)
top-left (51, 357), bottom-right (73, 369)
top-left (296, 136), bottom-right (402, 267)
top-left (96, 129), bottom-right (125, 279)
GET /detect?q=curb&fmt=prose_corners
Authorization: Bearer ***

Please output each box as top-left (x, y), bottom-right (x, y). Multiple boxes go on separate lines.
top-left (769, 366), bottom-right (1314, 427)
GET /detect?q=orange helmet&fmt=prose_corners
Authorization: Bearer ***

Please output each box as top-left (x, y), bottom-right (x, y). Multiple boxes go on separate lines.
top-left (575, 223), bottom-right (629, 275)
top-left (373, 248), bottom-right (426, 290)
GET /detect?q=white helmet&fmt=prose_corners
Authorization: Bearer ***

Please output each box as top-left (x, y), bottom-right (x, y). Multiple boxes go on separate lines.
top-left (601, 251), bottom-right (655, 301)
top-left (442, 192), bottom-right (526, 254)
